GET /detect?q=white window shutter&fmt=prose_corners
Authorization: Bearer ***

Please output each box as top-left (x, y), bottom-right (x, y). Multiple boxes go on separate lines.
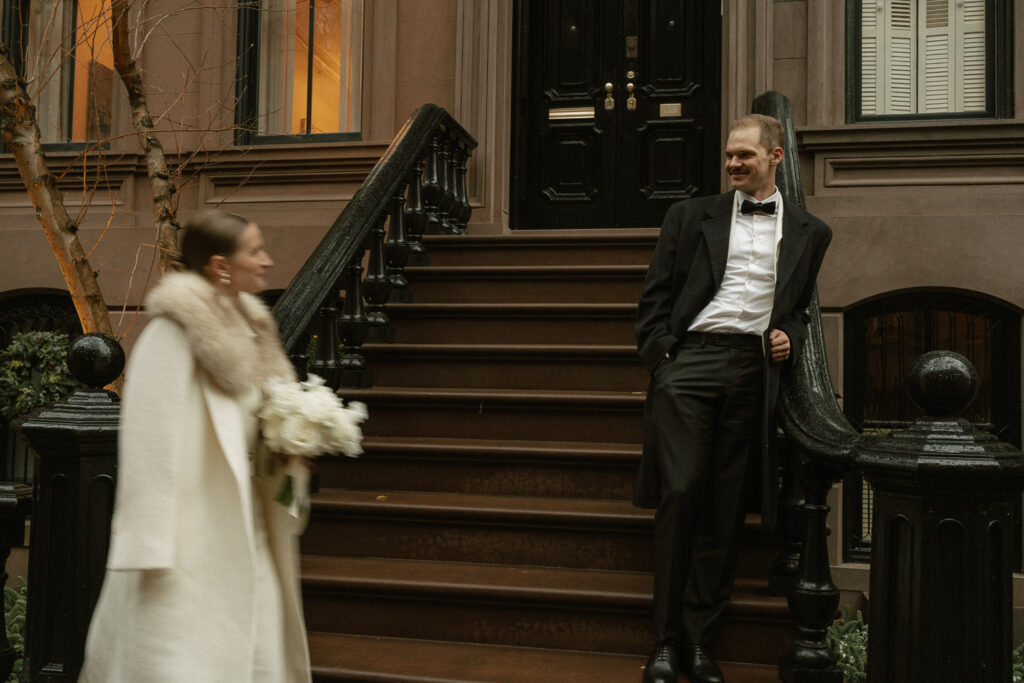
top-left (885, 0), bottom-right (917, 114)
top-left (861, 0), bottom-right (881, 115)
top-left (958, 0), bottom-right (987, 111)
top-left (920, 0), bottom-right (953, 113)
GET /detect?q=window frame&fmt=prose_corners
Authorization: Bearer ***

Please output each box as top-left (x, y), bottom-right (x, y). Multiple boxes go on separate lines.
top-left (234, 1), bottom-right (364, 146)
top-left (845, 0), bottom-right (1014, 122)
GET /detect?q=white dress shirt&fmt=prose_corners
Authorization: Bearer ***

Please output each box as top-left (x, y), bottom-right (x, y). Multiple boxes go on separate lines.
top-left (688, 189), bottom-right (783, 336)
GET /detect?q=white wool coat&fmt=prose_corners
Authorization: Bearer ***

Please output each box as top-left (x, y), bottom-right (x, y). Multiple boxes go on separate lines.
top-left (80, 272), bottom-right (311, 683)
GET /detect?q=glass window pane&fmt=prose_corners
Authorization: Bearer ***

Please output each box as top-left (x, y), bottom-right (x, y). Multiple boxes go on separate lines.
top-left (71, 0), bottom-right (114, 141)
top-left (259, 0), bottom-right (362, 137)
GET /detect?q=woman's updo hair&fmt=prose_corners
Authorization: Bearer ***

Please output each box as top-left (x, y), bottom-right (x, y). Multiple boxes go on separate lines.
top-left (177, 210), bottom-right (250, 273)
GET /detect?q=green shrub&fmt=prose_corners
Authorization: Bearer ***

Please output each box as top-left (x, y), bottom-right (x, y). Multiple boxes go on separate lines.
top-left (4, 577), bottom-right (25, 683)
top-left (829, 609), bottom-right (1024, 682)
top-left (826, 607), bottom-right (867, 682)
top-left (0, 331), bottom-right (78, 420)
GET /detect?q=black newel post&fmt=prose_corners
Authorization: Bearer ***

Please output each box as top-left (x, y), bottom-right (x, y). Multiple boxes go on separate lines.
top-left (20, 333), bottom-right (125, 682)
top-left (856, 351), bottom-right (1024, 683)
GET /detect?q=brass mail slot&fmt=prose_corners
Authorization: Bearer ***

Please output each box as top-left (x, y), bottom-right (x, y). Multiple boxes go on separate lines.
top-left (660, 103), bottom-right (682, 117)
top-left (548, 107), bottom-right (595, 120)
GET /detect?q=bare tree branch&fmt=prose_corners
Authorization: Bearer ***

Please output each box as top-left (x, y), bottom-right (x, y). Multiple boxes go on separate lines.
top-left (111, 0), bottom-right (179, 274)
top-left (0, 42), bottom-right (113, 337)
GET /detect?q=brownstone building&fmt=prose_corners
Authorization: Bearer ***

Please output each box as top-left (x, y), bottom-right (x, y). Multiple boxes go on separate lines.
top-left (1, 0), bottom-right (1022, 677)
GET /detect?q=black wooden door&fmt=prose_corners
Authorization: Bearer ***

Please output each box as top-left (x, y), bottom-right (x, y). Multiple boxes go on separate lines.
top-left (512, 0), bottom-right (721, 229)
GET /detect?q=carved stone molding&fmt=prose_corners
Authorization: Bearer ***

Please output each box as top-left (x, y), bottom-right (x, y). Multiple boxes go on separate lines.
top-left (823, 154), bottom-right (1024, 188)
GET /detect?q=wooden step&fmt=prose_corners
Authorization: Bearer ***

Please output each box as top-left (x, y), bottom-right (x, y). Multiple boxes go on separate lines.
top-left (363, 343), bottom-right (647, 391)
top-left (309, 633), bottom-right (781, 683)
top-left (316, 436), bottom-right (639, 500)
top-left (303, 489), bottom-right (653, 571)
top-left (343, 387), bottom-right (644, 443)
top-left (386, 303), bottom-right (638, 346)
top-left (301, 556), bottom-right (791, 663)
top-left (421, 230), bottom-right (658, 267)
top-left (404, 265), bottom-right (647, 304)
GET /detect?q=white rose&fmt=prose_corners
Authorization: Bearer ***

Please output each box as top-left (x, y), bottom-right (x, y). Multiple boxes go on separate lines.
top-left (274, 413), bottom-right (322, 457)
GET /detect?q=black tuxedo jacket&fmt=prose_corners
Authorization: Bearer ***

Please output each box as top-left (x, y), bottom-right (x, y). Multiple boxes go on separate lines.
top-left (634, 190), bottom-right (832, 526)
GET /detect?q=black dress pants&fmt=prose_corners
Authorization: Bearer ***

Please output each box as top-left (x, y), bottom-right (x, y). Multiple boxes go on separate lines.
top-left (645, 333), bottom-right (764, 646)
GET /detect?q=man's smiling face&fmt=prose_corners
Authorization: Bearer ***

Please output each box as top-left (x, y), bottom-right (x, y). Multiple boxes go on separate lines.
top-left (724, 125), bottom-right (782, 200)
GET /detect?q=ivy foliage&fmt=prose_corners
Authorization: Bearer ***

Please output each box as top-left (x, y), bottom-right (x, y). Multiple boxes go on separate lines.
top-left (826, 607), bottom-right (867, 682)
top-left (4, 577), bottom-right (25, 683)
top-left (1013, 642), bottom-right (1024, 683)
top-left (0, 331), bottom-right (78, 420)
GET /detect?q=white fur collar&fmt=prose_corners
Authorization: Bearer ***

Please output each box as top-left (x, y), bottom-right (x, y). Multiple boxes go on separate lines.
top-left (145, 271), bottom-right (296, 396)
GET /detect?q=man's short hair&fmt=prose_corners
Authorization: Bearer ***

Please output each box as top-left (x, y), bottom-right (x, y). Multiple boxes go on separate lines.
top-left (729, 114), bottom-right (784, 152)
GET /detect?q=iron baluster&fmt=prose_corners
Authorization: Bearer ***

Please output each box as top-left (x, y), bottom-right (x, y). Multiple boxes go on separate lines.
top-left (363, 216), bottom-right (392, 343)
top-left (309, 290), bottom-right (342, 390)
top-left (404, 162), bottom-right (427, 265)
top-left (337, 256), bottom-right (370, 389)
top-left (385, 182), bottom-right (412, 303)
top-left (453, 145), bottom-right (471, 233)
top-left (769, 436), bottom-right (805, 596)
top-left (779, 457), bottom-right (843, 682)
top-left (438, 135), bottom-right (458, 234)
top-left (421, 132), bottom-right (443, 234)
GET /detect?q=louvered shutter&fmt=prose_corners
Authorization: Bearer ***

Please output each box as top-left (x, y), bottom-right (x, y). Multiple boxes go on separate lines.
top-left (884, 0), bottom-right (917, 114)
top-left (861, 0), bottom-right (988, 117)
top-left (861, 1), bottom-right (882, 115)
top-left (920, 0), bottom-right (953, 112)
top-left (958, 0), bottom-right (987, 111)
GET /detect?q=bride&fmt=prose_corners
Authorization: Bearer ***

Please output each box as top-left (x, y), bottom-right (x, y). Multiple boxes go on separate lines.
top-left (80, 210), bottom-right (311, 682)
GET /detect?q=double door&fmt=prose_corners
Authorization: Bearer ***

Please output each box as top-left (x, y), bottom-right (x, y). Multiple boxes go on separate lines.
top-left (512, 0), bottom-right (721, 229)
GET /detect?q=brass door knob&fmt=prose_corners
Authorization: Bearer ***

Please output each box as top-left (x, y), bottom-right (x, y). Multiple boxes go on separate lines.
top-left (604, 82), bottom-right (615, 110)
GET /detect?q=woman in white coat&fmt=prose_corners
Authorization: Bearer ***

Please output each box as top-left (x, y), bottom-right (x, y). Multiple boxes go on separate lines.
top-left (80, 210), bottom-right (312, 682)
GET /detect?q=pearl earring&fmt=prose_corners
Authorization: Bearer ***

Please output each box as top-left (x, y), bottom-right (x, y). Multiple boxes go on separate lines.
top-left (219, 272), bottom-right (231, 285)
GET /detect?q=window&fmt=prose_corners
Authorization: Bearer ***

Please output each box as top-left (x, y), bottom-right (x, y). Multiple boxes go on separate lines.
top-left (2, 0), bottom-right (115, 144)
top-left (237, 0), bottom-right (364, 143)
top-left (848, 0), bottom-right (1013, 120)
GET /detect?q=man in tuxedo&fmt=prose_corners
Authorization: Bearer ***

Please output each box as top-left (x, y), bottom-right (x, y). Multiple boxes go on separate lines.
top-left (635, 114), bottom-right (831, 683)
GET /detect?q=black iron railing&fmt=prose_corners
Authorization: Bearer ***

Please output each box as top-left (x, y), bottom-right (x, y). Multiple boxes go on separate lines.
top-left (272, 104), bottom-right (477, 389)
top-left (758, 91), bottom-right (1024, 682)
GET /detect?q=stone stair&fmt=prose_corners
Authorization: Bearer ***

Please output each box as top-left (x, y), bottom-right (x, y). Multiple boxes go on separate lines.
top-left (302, 231), bottom-right (790, 682)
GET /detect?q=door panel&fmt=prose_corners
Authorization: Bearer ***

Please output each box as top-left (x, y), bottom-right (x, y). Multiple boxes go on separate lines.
top-left (513, 0), bottom-right (720, 229)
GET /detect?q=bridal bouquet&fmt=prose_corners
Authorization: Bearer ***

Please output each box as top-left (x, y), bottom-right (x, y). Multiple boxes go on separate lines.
top-left (259, 374), bottom-right (368, 518)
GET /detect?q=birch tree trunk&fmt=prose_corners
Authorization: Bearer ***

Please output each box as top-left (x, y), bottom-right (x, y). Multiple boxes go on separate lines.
top-left (111, 0), bottom-right (179, 274)
top-left (0, 44), bottom-right (113, 337)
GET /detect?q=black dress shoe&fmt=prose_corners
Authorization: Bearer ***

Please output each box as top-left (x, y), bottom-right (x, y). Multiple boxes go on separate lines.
top-left (642, 641), bottom-right (678, 683)
top-left (679, 644), bottom-right (723, 683)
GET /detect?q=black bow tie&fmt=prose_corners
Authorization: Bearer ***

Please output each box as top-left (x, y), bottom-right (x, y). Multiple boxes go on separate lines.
top-left (740, 199), bottom-right (777, 216)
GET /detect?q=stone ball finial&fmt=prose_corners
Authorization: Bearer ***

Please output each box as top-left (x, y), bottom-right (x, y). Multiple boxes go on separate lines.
top-left (906, 350), bottom-right (978, 417)
top-left (66, 333), bottom-right (125, 389)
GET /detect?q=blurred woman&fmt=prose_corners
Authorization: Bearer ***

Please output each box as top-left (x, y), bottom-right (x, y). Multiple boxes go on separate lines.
top-left (81, 210), bottom-right (311, 682)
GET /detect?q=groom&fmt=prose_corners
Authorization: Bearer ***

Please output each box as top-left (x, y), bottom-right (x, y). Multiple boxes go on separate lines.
top-left (634, 114), bottom-right (832, 683)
